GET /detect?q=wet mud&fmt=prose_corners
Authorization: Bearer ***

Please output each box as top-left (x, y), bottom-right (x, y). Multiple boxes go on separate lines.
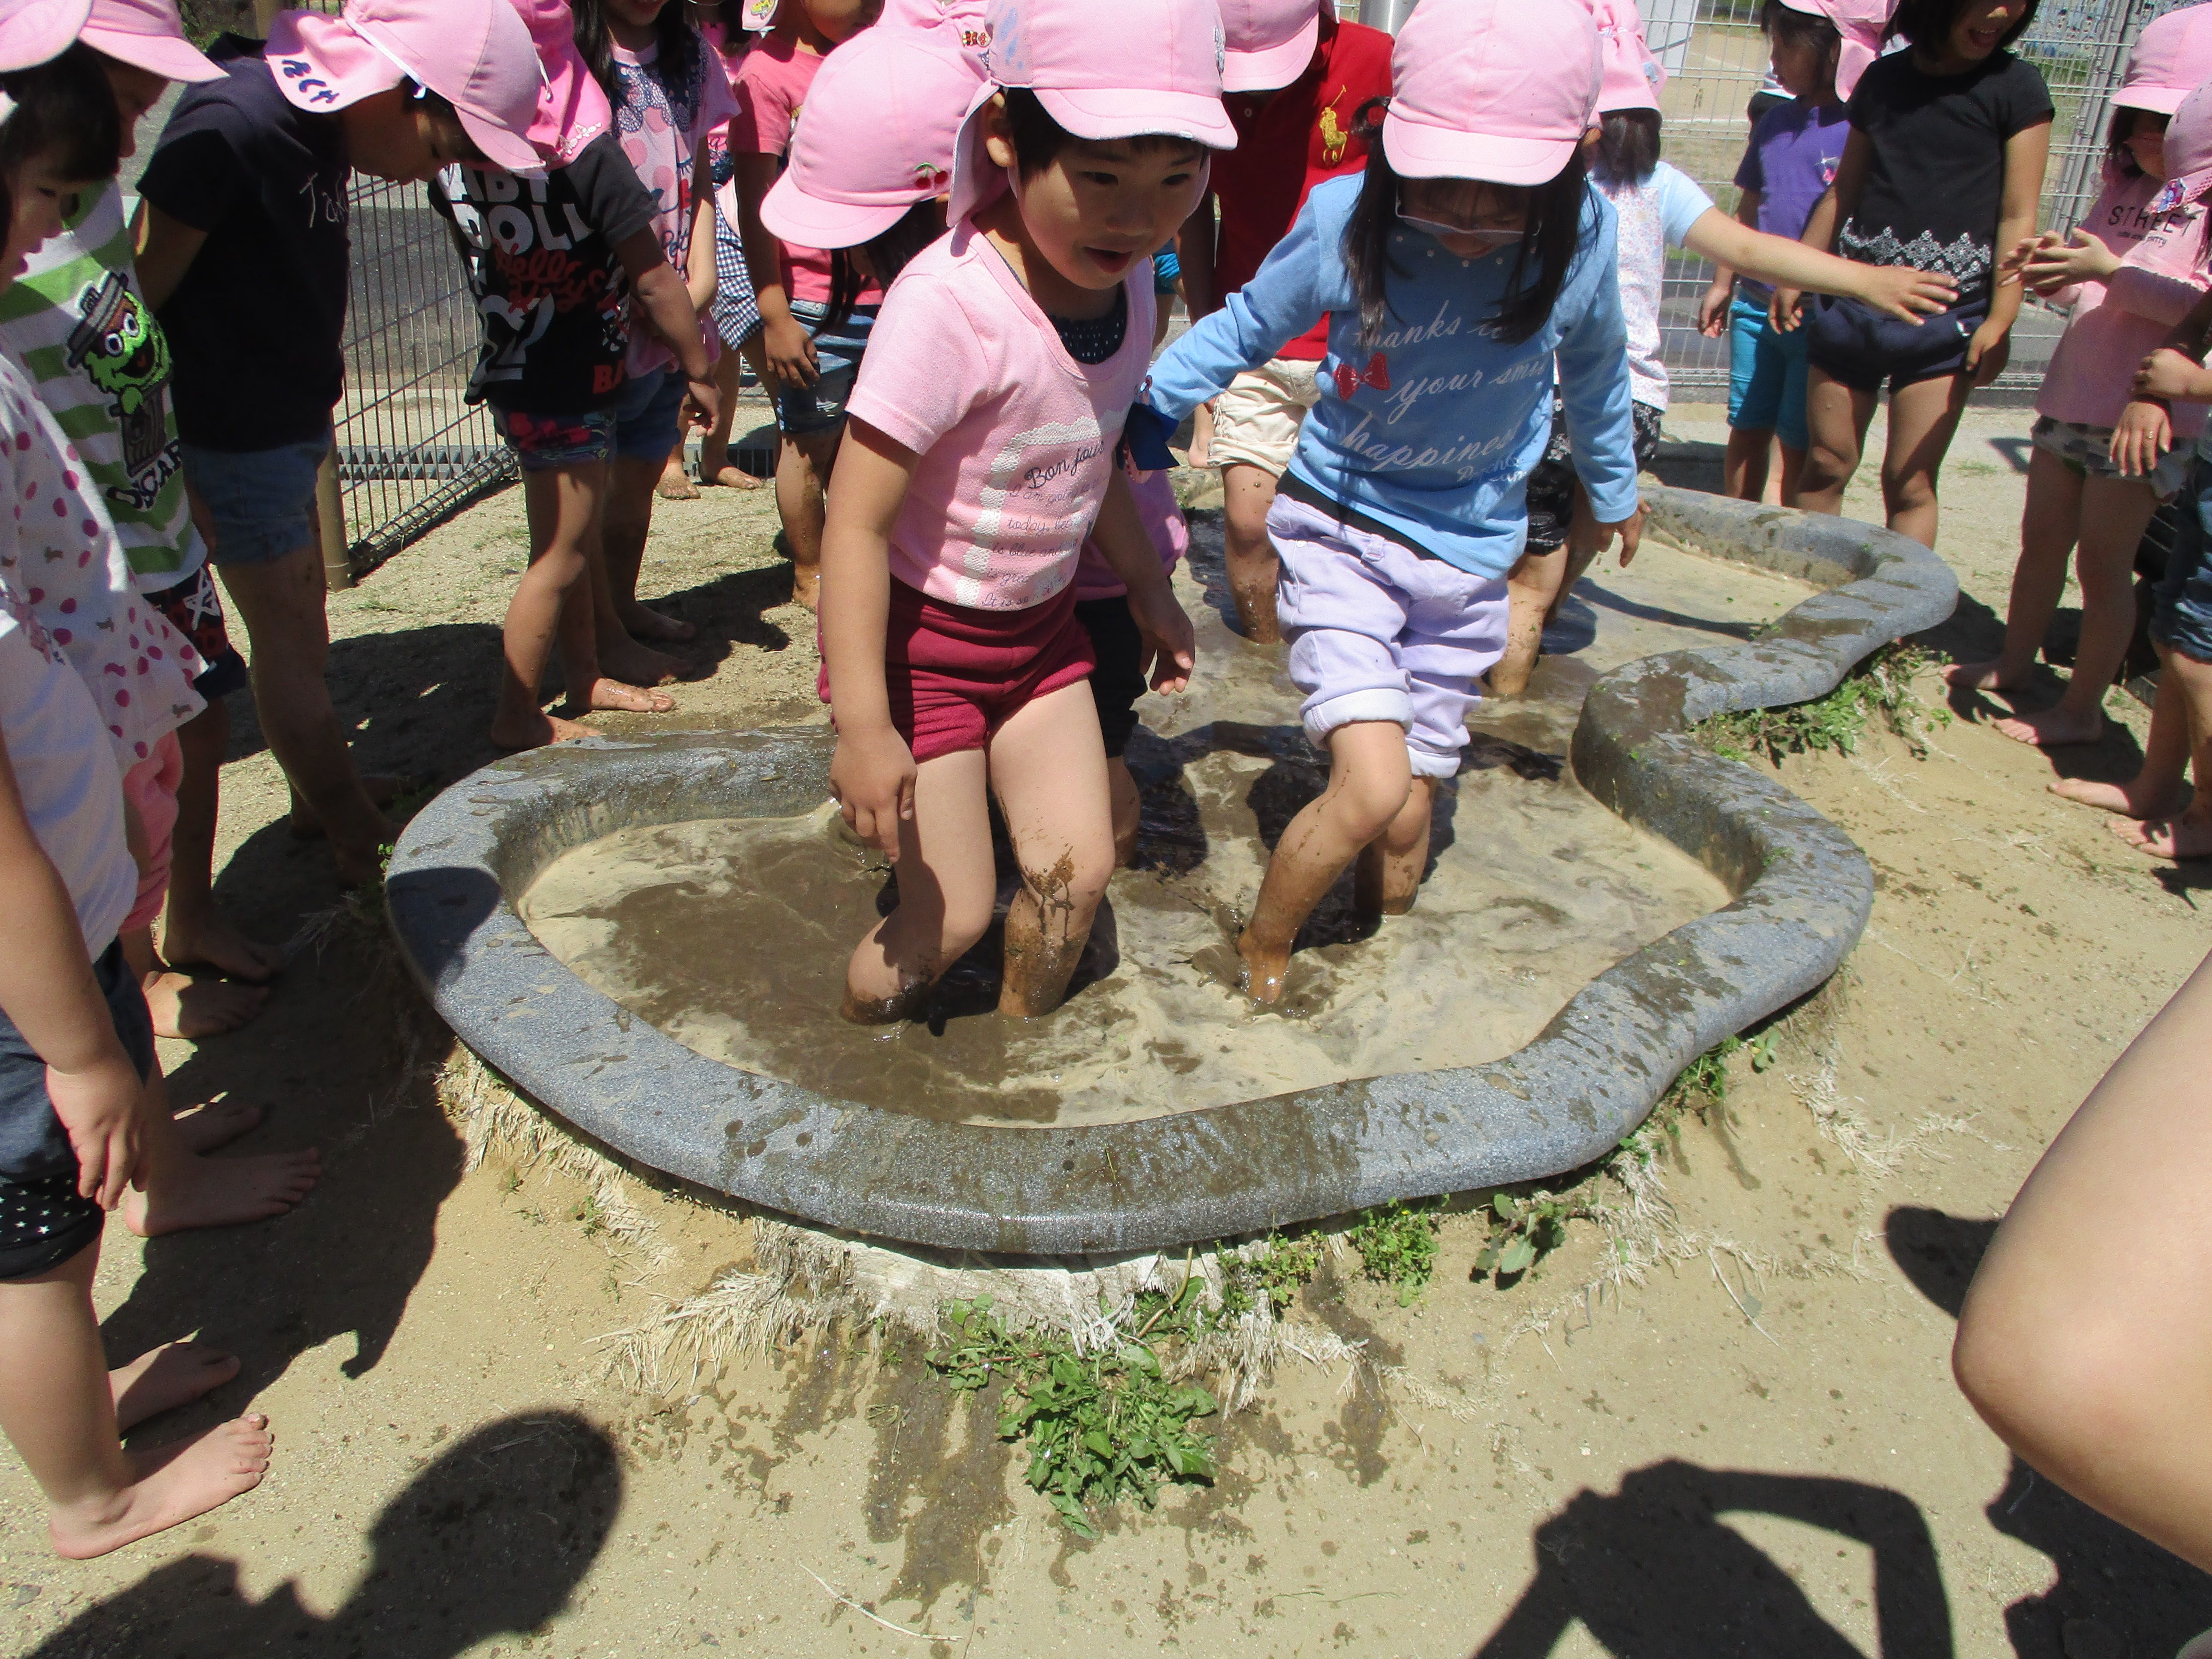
top-left (519, 526), bottom-right (1814, 1129)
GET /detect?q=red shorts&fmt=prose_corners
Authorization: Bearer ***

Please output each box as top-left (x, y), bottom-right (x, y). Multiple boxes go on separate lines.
top-left (820, 579), bottom-right (1096, 764)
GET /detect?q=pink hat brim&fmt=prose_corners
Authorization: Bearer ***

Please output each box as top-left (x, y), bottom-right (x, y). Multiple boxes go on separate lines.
top-left (1221, 13), bottom-right (1318, 94)
top-left (1036, 85), bottom-right (1237, 149)
top-left (762, 170), bottom-right (915, 249)
top-left (77, 21), bottom-right (223, 81)
top-left (267, 9), bottom-right (540, 174)
top-left (0, 0), bottom-right (91, 73)
top-left (2117, 85), bottom-right (2194, 115)
top-left (454, 106), bottom-right (545, 173)
top-left (1382, 111), bottom-right (1577, 187)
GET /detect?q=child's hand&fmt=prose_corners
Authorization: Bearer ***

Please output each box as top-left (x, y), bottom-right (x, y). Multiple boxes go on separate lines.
top-left (46, 1052), bottom-right (143, 1209)
top-left (686, 375), bottom-right (720, 432)
top-left (2020, 228), bottom-right (2118, 295)
top-left (1127, 580), bottom-right (1196, 695)
top-left (1965, 320), bottom-right (2011, 388)
top-left (830, 727), bottom-right (918, 860)
top-left (1595, 504), bottom-right (1648, 570)
top-left (763, 313), bottom-right (820, 387)
top-left (1768, 287), bottom-right (1803, 332)
top-left (1997, 231), bottom-right (2048, 287)
top-left (1697, 279), bottom-right (1733, 338)
top-left (2110, 398), bottom-right (2173, 477)
top-left (1856, 264), bottom-right (1958, 324)
top-left (2133, 346), bottom-right (2211, 403)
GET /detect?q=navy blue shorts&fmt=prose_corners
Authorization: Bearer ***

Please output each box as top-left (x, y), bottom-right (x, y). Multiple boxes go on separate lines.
top-left (1075, 595), bottom-right (1146, 759)
top-left (1805, 292), bottom-right (1989, 395)
top-left (2154, 453), bottom-right (2212, 665)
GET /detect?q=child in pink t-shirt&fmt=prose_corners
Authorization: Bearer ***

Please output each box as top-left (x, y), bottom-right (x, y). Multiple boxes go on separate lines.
top-left (817, 0), bottom-right (1224, 1024)
top-left (727, 0), bottom-right (878, 609)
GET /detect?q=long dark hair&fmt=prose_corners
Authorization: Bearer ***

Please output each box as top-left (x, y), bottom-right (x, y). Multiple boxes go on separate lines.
top-left (0, 43), bottom-right (123, 186)
top-left (823, 200), bottom-right (946, 331)
top-left (573, 0), bottom-right (700, 99)
top-left (2105, 103), bottom-right (2164, 179)
top-left (1886, 0), bottom-right (2039, 52)
top-left (1341, 98), bottom-right (1592, 347)
top-left (1759, 0), bottom-right (1843, 82)
top-left (1593, 109), bottom-right (1661, 184)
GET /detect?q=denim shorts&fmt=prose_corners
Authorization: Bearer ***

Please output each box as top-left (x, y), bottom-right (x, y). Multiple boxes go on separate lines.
top-left (0, 941), bottom-right (154, 1280)
top-left (498, 404), bottom-right (616, 472)
top-left (1806, 292), bottom-right (1988, 395)
top-left (181, 429), bottom-right (332, 567)
top-left (774, 301), bottom-right (878, 438)
top-left (608, 368), bottom-right (691, 461)
top-left (2154, 453), bottom-right (2212, 664)
top-left (1727, 292), bottom-right (1812, 452)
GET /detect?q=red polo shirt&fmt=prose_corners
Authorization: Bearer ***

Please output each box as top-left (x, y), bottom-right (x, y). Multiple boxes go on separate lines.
top-left (1206, 14), bottom-right (1394, 362)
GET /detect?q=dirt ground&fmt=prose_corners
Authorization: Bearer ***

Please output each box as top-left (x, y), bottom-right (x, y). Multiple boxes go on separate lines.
top-left (3, 399), bottom-right (2209, 1659)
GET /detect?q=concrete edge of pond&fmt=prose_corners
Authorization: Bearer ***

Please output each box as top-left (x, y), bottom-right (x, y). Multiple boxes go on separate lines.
top-left (384, 486), bottom-right (1958, 1255)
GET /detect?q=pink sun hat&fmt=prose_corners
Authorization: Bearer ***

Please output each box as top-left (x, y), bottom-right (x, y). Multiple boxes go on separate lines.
top-left (0, 0), bottom-right (92, 72)
top-left (1774, 0), bottom-right (1891, 100)
top-left (1220, 0), bottom-right (1321, 95)
top-left (763, 26), bottom-right (984, 248)
top-left (2116, 6), bottom-right (2212, 116)
top-left (78, 0), bottom-right (220, 81)
top-left (2153, 76), bottom-right (2212, 212)
top-left (948, 0), bottom-right (1236, 220)
top-left (1382, 0), bottom-right (1601, 185)
top-left (503, 0), bottom-right (612, 166)
top-left (881, 0), bottom-right (991, 69)
top-left (264, 0), bottom-right (544, 174)
top-left (1594, 0), bottom-right (1664, 114)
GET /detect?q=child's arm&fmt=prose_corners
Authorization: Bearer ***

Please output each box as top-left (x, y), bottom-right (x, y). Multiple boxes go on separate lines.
top-left (1555, 243), bottom-right (1644, 566)
top-left (1968, 119), bottom-right (2055, 387)
top-left (0, 733), bottom-right (142, 1209)
top-left (1088, 468), bottom-right (1195, 693)
top-left (820, 420), bottom-right (920, 854)
top-left (2111, 287), bottom-right (2212, 476)
top-left (686, 139), bottom-right (719, 315)
top-left (1682, 208), bottom-right (1957, 324)
top-left (614, 228), bottom-right (719, 430)
top-left (1698, 188), bottom-right (1754, 340)
top-left (1773, 128), bottom-right (1869, 330)
top-left (734, 152), bottom-right (815, 389)
top-left (132, 202), bottom-right (207, 314)
top-left (1142, 196), bottom-right (1335, 424)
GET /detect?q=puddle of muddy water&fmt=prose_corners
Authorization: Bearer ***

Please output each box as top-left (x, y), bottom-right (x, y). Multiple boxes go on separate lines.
top-left (518, 525), bottom-right (1812, 1128)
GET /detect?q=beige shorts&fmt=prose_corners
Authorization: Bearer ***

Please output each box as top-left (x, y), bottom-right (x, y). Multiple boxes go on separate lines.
top-left (1209, 357), bottom-right (1322, 475)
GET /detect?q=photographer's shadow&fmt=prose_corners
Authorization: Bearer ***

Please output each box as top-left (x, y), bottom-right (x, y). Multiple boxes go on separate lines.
top-left (24, 1410), bottom-right (620, 1659)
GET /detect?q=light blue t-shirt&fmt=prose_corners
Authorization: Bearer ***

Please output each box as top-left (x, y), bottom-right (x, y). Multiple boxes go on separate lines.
top-left (1145, 174), bottom-right (1638, 581)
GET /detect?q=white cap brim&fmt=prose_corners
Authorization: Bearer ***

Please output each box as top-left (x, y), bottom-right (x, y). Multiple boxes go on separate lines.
top-left (1382, 112), bottom-right (1576, 187)
top-left (1221, 14), bottom-right (1319, 93)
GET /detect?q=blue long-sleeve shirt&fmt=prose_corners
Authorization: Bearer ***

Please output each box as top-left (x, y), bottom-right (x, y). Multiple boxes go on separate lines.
top-left (1146, 174), bottom-right (1638, 580)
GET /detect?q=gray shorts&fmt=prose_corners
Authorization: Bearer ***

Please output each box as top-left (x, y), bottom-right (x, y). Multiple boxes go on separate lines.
top-left (2031, 416), bottom-right (2191, 501)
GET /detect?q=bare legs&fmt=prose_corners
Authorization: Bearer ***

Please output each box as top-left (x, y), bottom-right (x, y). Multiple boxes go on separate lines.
top-left (602, 453), bottom-right (697, 650)
top-left (1796, 367), bottom-right (1973, 550)
top-left (1723, 426), bottom-right (1804, 506)
top-left (1220, 462), bottom-right (1285, 643)
top-left (842, 683), bottom-right (1116, 1023)
top-left (697, 341), bottom-right (768, 489)
top-left (1491, 545), bottom-right (1567, 698)
top-left (159, 699), bottom-right (281, 991)
top-left (1954, 945), bottom-right (2212, 1572)
top-left (775, 426), bottom-right (841, 613)
top-left (1237, 720), bottom-right (1429, 1005)
top-left (2053, 642), bottom-right (2212, 859)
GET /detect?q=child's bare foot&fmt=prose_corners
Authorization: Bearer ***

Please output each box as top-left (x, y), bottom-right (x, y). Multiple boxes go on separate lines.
top-left (171, 1099), bottom-right (263, 1155)
top-left (142, 970), bottom-right (268, 1040)
top-left (702, 462), bottom-right (764, 489)
top-left (577, 677), bottom-right (676, 715)
top-left (288, 774), bottom-right (408, 840)
top-left (1235, 929), bottom-right (1291, 1006)
top-left (2049, 775), bottom-right (2191, 817)
top-left (159, 913), bottom-right (283, 985)
top-left (789, 563), bottom-right (822, 613)
top-left (331, 837), bottom-right (393, 890)
top-left (655, 457), bottom-right (699, 500)
top-left (49, 1414), bottom-right (272, 1560)
top-left (1992, 705), bottom-right (2106, 747)
top-left (599, 634), bottom-right (682, 687)
top-left (1943, 658), bottom-right (2027, 693)
top-left (2112, 811), bottom-right (2212, 860)
top-left (618, 599), bottom-right (697, 644)
top-left (111, 1341), bottom-right (240, 1431)
top-left (123, 1149), bottom-right (321, 1237)
top-left (489, 708), bottom-right (596, 750)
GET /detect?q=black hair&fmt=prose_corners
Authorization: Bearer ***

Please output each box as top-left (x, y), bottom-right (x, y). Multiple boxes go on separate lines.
top-left (0, 43), bottom-right (124, 188)
top-left (1340, 97), bottom-right (1590, 346)
top-left (996, 85), bottom-right (1205, 178)
top-left (823, 199), bottom-right (946, 330)
top-left (1758, 0), bottom-right (1844, 77)
top-left (2104, 102), bottom-right (2166, 179)
top-left (573, 0), bottom-right (701, 101)
top-left (1886, 0), bottom-right (2039, 54)
top-left (412, 85), bottom-right (490, 163)
top-left (1593, 109), bottom-right (1661, 184)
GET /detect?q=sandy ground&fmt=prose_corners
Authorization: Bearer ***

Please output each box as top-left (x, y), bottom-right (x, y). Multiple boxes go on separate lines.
top-left (3, 402), bottom-right (2209, 1659)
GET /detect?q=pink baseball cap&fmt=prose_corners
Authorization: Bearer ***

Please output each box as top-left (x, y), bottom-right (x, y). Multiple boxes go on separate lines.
top-left (2118, 6), bottom-right (2212, 116)
top-left (1773, 0), bottom-right (1891, 101)
top-left (0, 0), bottom-right (92, 73)
top-left (503, 0), bottom-right (612, 166)
top-left (762, 26), bottom-right (984, 247)
top-left (265, 0), bottom-right (544, 174)
top-left (78, 0), bottom-right (220, 81)
top-left (881, 0), bottom-right (991, 70)
top-left (1382, 0), bottom-right (1602, 185)
top-left (1220, 0), bottom-right (1321, 95)
top-left (1594, 0), bottom-right (1664, 114)
top-left (2153, 77), bottom-right (2212, 212)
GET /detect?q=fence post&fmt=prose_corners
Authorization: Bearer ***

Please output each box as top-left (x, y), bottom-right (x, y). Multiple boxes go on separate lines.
top-left (315, 446), bottom-right (353, 591)
top-left (1355, 0), bottom-right (1416, 31)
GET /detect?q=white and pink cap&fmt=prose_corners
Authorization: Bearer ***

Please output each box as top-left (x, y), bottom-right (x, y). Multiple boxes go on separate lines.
top-left (1220, 0), bottom-right (1322, 95)
top-left (1773, 0), bottom-right (1891, 101)
top-left (503, 0), bottom-right (611, 166)
top-left (1382, 0), bottom-right (1602, 185)
top-left (79, 0), bottom-right (221, 82)
top-left (763, 26), bottom-right (984, 248)
top-left (265, 0), bottom-right (544, 173)
top-left (2153, 76), bottom-right (2212, 212)
top-left (2118, 6), bottom-right (2212, 115)
top-left (0, 0), bottom-right (92, 73)
top-left (1595, 0), bottom-right (1665, 114)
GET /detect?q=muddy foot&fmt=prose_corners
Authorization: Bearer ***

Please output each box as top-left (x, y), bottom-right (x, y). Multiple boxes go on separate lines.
top-left (159, 914), bottom-right (282, 985)
top-left (599, 635), bottom-right (681, 688)
top-left (2049, 776), bottom-right (2191, 818)
top-left (289, 775), bottom-right (409, 841)
top-left (49, 1415), bottom-right (272, 1560)
top-left (1353, 845), bottom-right (1420, 919)
top-left (790, 563), bottom-right (821, 614)
top-left (489, 709), bottom-right (597, 750)
top-left (171, 1099), bottom-right (263, 1155)
top-left (620, 601), bottom-right (696, 644)
top-left (1235, 930), bottom-right (1290, 1006)
top-left (702, 464), bottom-right (764, 490)
top-left (123, 1149), bottom-right (322, 1238)
top-left (577, 677), bottom-right (676, 716)
top-left (655, 462), bottom-right (699, 501)
top-left (111, 1341), bottom-right (240, 1432)
top-left (2112, 812), bottom-right (2212, 860)
top-left (1992, 705), bottom-right (2106, 748)
top-left (1942, 659), bottom-right (2027, 693)
top-left (142, 970), bottom-right (268, 1040)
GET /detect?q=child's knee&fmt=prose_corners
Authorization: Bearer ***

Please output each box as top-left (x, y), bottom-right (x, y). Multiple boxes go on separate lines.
top-left (1881, 465), bottom-right (1937, 514)
top-left (1022, 839), bottom-right (1113, 920)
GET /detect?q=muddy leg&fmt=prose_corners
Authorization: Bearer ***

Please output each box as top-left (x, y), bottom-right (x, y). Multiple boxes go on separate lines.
top-left (1355, 775), bottom-right (1434, 918)
top-left (842, 750), bottom-right (997, 1023)
top-left (989, 681), bottom-right (1116, 1020)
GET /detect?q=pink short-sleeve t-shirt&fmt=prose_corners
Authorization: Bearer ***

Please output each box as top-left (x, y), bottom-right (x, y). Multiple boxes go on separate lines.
top-left (728, 33), bottom-right (881, 308)
top-left (847, 223), bottom-right (1158, 612)
top-left (613, 29), bottom-right (742, 377)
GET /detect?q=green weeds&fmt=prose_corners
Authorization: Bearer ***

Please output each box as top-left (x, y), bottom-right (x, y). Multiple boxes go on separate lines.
top-left (1699, 643), bottom-right (1950, 765)
top-left (1475, 1191), bottom-right (1589, 1282)
top-left (1350, 1200), bottom-right (1443, 1305)
top-left (1224, 1232), bottom-right (1323, 1314)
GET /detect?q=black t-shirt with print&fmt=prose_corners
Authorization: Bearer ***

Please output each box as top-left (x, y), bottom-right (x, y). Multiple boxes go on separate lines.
top-left (136, 35), bottom-right (350, 451)
top-left (1840, 49), bottom-right (2053, 307)
top-left (430, 132), bottom-right (659, 416)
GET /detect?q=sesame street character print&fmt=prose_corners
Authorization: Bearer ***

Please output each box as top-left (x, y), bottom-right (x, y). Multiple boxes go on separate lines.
top-left (63, 271), bottom-right (181, 516)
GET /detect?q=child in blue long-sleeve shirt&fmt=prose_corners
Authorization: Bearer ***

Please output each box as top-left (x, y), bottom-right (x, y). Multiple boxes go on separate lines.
top-left (1137, 0), bottom-right (1641, 1003)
